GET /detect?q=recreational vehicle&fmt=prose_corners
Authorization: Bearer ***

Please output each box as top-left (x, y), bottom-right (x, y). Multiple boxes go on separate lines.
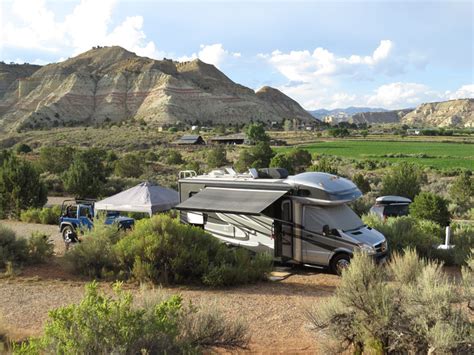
top-left (176, 168), bottom-right (388, 273)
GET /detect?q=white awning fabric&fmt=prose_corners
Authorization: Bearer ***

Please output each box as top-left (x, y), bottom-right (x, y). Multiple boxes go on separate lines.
top-left (95, 182), bottom-right (179, 216)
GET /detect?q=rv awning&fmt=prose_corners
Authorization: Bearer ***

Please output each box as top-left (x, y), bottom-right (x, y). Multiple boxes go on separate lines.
top-left (176, 187), bottom-right (289, 215)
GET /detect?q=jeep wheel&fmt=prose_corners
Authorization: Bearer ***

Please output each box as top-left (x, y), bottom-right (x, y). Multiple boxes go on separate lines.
top-left (330, 254), bottom-right (351, 275)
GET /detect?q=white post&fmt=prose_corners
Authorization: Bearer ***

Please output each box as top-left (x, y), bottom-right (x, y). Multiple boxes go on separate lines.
top-left (444, 225), bottom-right (451, 247)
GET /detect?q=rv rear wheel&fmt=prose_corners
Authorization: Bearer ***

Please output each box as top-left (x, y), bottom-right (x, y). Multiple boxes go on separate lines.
top-left (330, 254), bottom-right (351, 275)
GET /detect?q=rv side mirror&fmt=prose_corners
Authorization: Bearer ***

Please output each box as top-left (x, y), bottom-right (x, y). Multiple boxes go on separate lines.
top-left (322, 225), bottom-right (330, 236)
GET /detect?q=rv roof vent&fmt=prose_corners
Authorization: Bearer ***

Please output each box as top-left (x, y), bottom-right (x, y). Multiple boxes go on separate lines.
top-left (249, 168), bottom-right (259, 179)
top-left (258, 168), bottom-right (289, 179)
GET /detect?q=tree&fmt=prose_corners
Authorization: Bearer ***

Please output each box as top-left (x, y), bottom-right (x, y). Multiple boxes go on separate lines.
top-left (283, 119), bottom-right (293, 132)
top-left (62, 148), bottom-right (109, 198)
top-left (410, 192), bottom-right (450, 226)
top-left (270, 148), bottom-right (312, 174)
top-left (38, 146), bottom-right (75, 174)
top-left (246, 123), bottom-right (269, 144)
top-left (380, 162), bottom-right (426, 200)
top-left (114, 153), bottom-right (144, 178)
top-left (235, 141), bottom-right (274, 172)
top-left (328, 128), bottom-right (350, 138)
top-left (166, 150), bottom-right (184, 165)
top-left (0, 151), bottom-right (47, 218)
top-left (449, 172), bottom-right (473, 209)
top-left (207, 146), bottom-right (228, 168)
top-left (310, 157), bottom-right (338, 175)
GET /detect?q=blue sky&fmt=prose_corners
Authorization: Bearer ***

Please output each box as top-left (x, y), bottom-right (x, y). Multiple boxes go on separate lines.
top-left (1, 0), bottom-right (473, 109)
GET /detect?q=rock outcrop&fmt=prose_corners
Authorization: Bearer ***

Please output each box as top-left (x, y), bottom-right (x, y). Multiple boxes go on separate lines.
top-left (351, 109), bottom-right (413, 125)
top-left (0, 46), bottom-right (316, 132)
top-left (401, 99), bottom-right (473, 127)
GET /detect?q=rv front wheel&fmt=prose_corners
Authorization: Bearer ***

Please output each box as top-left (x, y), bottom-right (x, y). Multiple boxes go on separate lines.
top-left (330, 254), bottom-right (351, 275)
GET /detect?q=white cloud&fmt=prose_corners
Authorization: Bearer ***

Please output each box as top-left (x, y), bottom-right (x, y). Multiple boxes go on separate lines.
top-left (365, 82), bottom-right (443, 108)
top-left (179, 44), bottom-right (241, 68)
top-left (259, 40), bottom-right (395, 83)
top-left (1, 0), bottom-right (163, 59)
top-left (446, 84), bottom-right (474, 100)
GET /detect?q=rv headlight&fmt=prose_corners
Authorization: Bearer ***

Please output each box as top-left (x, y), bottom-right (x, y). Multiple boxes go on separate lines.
top-left (358, 243), bottom-right (376, 255)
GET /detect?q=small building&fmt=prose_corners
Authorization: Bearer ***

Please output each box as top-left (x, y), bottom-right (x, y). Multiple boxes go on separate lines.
top-left (209, 133), bottom-right (249, 145)
top-left (172, 135), bottom-right (206, 145)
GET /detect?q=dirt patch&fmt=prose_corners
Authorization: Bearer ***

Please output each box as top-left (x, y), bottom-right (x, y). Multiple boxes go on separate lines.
top-left (0, 220), bottom-right (338, 352)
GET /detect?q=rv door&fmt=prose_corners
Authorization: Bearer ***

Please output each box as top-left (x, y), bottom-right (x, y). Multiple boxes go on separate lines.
top-left (279, 199), bottom-right (293, 260)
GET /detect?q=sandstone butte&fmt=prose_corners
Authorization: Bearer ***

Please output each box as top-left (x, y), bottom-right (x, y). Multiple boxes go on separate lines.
top-left (0, 46), bottom-right (318, 133)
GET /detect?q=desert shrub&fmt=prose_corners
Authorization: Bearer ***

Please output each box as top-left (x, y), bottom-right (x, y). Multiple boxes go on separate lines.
top-left (202, 250), bottom-right (272, 287)
top-left (380, 162), bottom-right (426, 200)
top-left (13, 282), bottom-right (248, 354)
top-left (64, 221), bottom-right (122, 278)
top-left (15, 143), bottom-right (32, 154)
top-left (207, 146), bottom-right (228, 168)
top-left (363, 215), bottom-right (442, 259)
top-left (0, 225), bottom-right (28, 268)
top-left (27, 232), bottom-right (54, 264)
top-left (431, 223), bottom-right (474, 266)
top-left (20, 208), bottom-right (41, 223)
top-left (114, 215), bottom-right (272, 286)
top-left (410, 191), bottom-right (450, 226)
top-left (166, 150), bottom-right (184, 165)
top-left (270, 148), bottom-right (312, 174)
top-left (309, 156), bottom-right (338, 175)
top-left (114, 153), bottom-right (145, 178)
top-left (449, 171), bottom-right (473, 213)
top-left (40, 205), bottom-right (61, 224)
top-left (177, 300), bottom-right (249, 348)
top-left (352, 173), bottom-right (371, 194)
top-left (41, 173), bottom-right (64, 194)
top-left (387, 248), bottom-right (425, 284)
top-left (20, 206), bottom-right (61, 225)
top-left (307, 251), bottom-right (473, 354)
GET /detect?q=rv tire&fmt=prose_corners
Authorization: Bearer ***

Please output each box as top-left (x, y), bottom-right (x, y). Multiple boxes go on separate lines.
top-left (330, 253), bottom-right (351, 275)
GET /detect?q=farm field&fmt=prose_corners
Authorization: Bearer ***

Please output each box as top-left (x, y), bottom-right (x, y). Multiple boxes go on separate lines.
top-left (277, 139), bottom-right (474, 170)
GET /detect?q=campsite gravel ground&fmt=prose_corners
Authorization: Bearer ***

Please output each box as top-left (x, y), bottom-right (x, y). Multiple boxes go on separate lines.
top-left (0, 220), bottom-right (338, 353)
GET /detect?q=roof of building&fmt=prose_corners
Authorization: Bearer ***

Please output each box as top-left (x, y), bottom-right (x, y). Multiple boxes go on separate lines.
top-left (172, 135), bottom-right (205, 144)
top-left (210, 133), bottom-right (247, 141)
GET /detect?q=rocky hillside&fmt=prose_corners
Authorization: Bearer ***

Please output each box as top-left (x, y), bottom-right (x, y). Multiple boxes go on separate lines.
top-left (401, 99), bottom-right (473, 127)
top-left (0, 62), bottom-right (41, 100)
top-left (0, 46), bottom-right (315, 132)
top-left (255, 86), bottom-right (315, 122)
top-left (351, 109), bottom-right (413, 125)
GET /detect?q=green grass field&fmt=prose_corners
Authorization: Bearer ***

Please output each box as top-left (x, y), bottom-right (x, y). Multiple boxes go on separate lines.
top-left (277, 140), bottom-right (474, 170)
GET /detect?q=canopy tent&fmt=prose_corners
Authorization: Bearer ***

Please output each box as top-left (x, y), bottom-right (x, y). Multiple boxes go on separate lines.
top-left (95, 182), bottom-right (179, 216)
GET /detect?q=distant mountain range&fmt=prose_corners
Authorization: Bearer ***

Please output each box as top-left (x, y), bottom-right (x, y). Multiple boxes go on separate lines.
top-left (309, 100), bottom-right (473, 127)
top-left (309, 107), bottom-right (388, 119)
top-left (0, 46), bottom-right (315, 132)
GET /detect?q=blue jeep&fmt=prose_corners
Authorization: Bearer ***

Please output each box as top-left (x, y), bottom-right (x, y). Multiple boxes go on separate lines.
top-left (59, 199), bottom-right (134, 249)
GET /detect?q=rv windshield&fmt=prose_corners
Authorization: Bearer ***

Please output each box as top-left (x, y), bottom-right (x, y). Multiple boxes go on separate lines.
top-left (305, 204), bottom-right (364, 233)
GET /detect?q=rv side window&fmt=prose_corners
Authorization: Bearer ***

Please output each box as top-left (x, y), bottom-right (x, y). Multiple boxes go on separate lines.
top-left (281, 200), bottom-right (291, 221)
